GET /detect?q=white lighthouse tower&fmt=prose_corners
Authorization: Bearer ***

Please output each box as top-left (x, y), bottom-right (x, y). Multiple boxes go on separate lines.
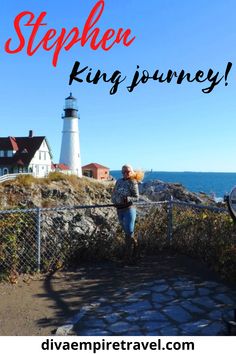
top-left (59, 93), bottom-right (82, 177)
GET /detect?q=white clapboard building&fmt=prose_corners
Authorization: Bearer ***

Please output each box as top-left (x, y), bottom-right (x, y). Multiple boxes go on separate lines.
top-left (0, 130), bottom-right (53, 178)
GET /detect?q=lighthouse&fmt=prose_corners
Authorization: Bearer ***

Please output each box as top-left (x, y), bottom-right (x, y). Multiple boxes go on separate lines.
top-left (59, 93), bottom-right (82, 177)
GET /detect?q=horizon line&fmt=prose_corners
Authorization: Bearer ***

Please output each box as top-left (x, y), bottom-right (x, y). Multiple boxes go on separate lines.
top-left (110, 170), bottom-right (236, 174)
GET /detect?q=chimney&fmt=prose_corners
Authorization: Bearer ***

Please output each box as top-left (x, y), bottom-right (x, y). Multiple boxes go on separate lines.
top-left (29, 130), bottom-right (33, 138)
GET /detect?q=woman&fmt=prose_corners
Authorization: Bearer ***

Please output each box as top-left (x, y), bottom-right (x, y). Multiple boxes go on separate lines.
top-left (112, 164), bottom-right (143, 262)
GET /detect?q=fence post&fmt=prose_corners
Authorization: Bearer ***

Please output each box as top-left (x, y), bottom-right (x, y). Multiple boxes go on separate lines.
top-left (167, 196), bottom-right (173, 244)
top-left (36, 208), bottom-right (41, 272)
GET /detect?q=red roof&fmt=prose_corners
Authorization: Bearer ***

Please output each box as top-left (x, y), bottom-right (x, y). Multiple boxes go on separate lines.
top-left (0, 135), bottom-right (52, 167)
top-left (53, 163), bottom-right (69, 170)
top-left (82, 163), bottom-right (109, 170)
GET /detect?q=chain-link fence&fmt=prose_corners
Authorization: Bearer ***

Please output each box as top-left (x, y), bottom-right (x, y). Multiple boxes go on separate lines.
top-left (0, 204), bottom-right (119, 276)
top-left (169, 200), bottom-right (236, 280)
top-left (0, 208), bottom-right (38, 275)
top-left (135, 200), bottom-right (235, 254)
top-left (1, 201), bottom-right (236, 279)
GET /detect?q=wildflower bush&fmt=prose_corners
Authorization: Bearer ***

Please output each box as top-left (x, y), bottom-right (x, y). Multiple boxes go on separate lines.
top-left (136, 205), bottom-right (169, 252)
top-left (172, 206), bottom-right (236, 279)
top-left (136, 204), bottom-right (236, 283)
top-left (0, 212), bottom-right (37, 280)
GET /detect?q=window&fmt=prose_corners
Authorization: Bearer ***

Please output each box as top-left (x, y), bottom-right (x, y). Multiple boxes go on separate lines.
top-left (44, 152), bottom-right (46, 160)
top-left (39, 151), bottom-right (41, 160)
top-left (0, 151), bottom-right (4, 157)
top-left (83, 170), bottom-right (93, 178)
top-left (7, 151), bottom-right (13, 157)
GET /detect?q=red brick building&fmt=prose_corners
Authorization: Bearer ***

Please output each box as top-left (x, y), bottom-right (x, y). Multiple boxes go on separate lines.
top-left (82, 163), bottom-right (110, 180)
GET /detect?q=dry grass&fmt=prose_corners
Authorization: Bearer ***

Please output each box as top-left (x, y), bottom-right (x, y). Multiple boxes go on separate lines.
top-left (0, 172), bottom-right (114, 209)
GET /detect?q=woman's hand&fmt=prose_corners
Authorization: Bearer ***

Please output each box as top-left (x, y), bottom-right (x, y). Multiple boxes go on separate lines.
top-left (123, 196), bottom-right (128, 204)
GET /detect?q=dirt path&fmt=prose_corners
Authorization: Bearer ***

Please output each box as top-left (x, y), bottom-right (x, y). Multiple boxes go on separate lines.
top-left (0, 270), bottom-right (94, 336)
top-left (0, 254), bottom-right (235, 336)
top-left (0, 273), bottom-right (65, 336)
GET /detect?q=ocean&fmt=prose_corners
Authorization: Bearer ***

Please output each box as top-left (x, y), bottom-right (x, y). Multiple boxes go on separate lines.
top-left (110, 171), bottom-right (236, 198)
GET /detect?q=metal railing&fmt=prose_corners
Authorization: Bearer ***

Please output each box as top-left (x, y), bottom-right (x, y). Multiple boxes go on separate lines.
top-left (0, 200), bottom-right (233, 276)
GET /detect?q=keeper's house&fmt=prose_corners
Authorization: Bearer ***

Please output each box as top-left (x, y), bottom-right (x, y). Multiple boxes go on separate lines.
top-left (82, 163), bottom-right (110, 180)
top-left (0, 131), bottom-right (53, 178)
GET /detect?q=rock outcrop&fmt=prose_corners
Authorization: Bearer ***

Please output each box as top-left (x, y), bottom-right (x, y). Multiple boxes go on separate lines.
top-left (139, 179), bottom-right (215, 205)
top-left (0, 174), bottom-right (217, 210)
top-left (0, 177), bottom-right (113, 209)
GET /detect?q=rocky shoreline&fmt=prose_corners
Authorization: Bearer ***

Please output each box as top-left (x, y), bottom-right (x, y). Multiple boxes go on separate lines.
top-left (139, 179), bottom-right (217, 205)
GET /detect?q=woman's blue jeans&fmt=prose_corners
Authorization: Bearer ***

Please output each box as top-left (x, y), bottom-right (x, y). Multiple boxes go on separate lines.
top-left (117, 207), bottom-right (136, 237)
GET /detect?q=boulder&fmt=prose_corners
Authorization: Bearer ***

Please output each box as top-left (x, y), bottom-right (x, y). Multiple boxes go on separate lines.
top-left (139, 179), bottom-right (215, 205)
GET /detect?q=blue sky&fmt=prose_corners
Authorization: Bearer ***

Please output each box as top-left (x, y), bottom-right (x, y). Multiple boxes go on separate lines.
top-left (0, 0), bottom-right (236, 172)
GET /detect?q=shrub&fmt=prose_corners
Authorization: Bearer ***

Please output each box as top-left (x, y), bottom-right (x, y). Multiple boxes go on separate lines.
top-left (1, 200), bottom-right (236, 284)
top-left (135, 204), bottom-right (236, 283)
top-left (14, 174), bottom-right (38, 186)
top-left (136, 205), bottom-right (169, 253)
top-left (46, 172), bottom-right (69, 182)
top-left (0, 212), bottom-right (37, 279)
